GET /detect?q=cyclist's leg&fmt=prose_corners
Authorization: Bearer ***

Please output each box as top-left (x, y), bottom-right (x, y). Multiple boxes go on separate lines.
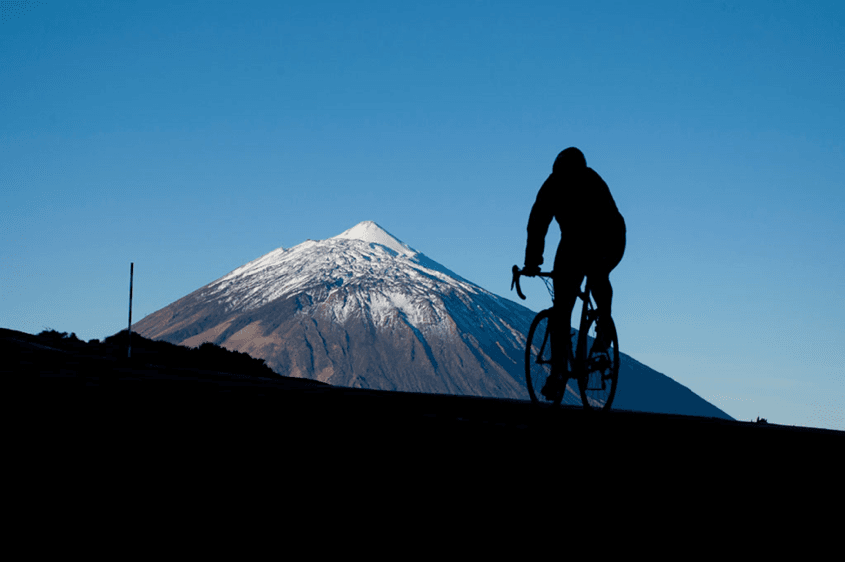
top-left (591, 274), bottom-right (613, 318)
top-left (552, 243), bottom-right (585, 373)
top-left (589, 226), bottom-right (625, 336)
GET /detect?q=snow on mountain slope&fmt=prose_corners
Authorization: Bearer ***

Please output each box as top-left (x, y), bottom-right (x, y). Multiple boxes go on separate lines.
top-left (198, 220), bottom-right (482, 324)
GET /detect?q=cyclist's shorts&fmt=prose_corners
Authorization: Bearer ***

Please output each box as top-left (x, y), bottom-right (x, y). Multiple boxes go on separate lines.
top-left (556, 217), bottom-right (625, 276)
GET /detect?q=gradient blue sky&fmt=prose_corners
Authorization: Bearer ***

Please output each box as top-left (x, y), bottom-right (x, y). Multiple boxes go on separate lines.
top-left (2, 1), bottom-right (843, 430)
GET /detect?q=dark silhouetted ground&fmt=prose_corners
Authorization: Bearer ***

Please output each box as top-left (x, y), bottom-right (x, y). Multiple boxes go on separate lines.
top-left (9, 325), bottom-right (841, 526)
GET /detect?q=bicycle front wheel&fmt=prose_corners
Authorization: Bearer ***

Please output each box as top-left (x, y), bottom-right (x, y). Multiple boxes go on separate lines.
top-left (525, 310), bottom-right (556, 405)
top-left (576, 314), bottom-right (619, 411)
top-left (525, 309), bottom-right (578, 406)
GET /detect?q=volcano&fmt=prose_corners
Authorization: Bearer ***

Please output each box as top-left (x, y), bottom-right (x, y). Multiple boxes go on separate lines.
top-left (133, 221), bottom-right (732, 419)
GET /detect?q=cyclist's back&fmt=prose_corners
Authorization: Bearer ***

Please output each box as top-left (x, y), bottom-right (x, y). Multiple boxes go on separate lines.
top-left (523, 148), bottom-right (625, 334)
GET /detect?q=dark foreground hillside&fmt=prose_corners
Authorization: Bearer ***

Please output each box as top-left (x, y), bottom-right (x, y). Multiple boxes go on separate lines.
top-left (9, 326), bottom-right (841, 512)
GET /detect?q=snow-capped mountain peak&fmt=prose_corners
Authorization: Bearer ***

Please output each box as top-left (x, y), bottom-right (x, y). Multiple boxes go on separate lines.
top-left (195, 221), bottom-right (478, 316)
top-left (331, 220), bottom-right (416, 257)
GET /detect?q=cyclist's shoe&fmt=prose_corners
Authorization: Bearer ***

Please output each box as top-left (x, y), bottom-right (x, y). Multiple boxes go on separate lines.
top-left (592, 324), bottom-right (610, 356)
top-left (591, 354), bottom-right (612, 372)
top-left (541, 373), bottom-right (564, 402)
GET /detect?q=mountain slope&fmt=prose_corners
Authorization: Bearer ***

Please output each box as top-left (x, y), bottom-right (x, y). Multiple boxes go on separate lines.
top-left (133, 221), bottom-right (732, 419)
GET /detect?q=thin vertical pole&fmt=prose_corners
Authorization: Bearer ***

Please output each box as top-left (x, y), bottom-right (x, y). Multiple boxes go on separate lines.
top-left (128, 262), bottom-right (134, 358)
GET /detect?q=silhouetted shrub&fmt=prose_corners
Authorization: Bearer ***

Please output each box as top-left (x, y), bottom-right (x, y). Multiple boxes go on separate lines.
top-left (100, 330), bottom-right (277, 378)
top-left (38, 329), bottom-right (86, 351)
top-left (38, 329), bottom-right (72, 342)
top-left (195, 341), bottom-right (273, 376)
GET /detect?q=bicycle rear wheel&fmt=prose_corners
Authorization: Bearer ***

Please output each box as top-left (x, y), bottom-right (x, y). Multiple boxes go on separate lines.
top-left (525, 310), bottom-right (579, 406)
top-left (576, 314), bottom-right (619, 411)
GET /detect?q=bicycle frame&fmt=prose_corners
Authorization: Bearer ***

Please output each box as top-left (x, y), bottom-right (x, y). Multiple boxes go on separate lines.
top-left (574, 280), bottom-right (597, 374)
top-left (513, 265), bottom-right (619, 410)
top-left (512, 265), bottom-right (588, 375)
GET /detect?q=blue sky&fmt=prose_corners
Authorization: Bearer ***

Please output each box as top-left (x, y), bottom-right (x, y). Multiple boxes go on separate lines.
top-left (2, 0), bottom-right (843, 431)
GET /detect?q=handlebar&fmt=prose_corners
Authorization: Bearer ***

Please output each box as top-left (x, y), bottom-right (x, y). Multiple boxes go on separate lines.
top-left (511, 265), bottom-right (553, 300)
top-left (511, 265), bottom-right (526, 300)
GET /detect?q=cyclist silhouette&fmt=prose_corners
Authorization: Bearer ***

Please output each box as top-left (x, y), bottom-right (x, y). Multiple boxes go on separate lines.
top-left (523, 147), bottom-right (626, 396)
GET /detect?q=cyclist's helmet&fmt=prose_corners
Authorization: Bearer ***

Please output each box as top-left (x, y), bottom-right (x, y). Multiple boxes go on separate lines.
top-left (553, 147), bottom-right (587, 174)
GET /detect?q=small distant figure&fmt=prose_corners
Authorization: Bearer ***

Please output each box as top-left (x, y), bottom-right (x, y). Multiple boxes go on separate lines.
top-left (522, 148), bottom-right (626, 382)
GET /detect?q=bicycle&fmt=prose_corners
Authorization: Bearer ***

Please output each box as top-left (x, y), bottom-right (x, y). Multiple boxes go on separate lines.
top-left (511, 265), bottom-right (620, 411)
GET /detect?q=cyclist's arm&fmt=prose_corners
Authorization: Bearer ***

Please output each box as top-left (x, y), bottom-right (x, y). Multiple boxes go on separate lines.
top-left (525, 175), bottom-right (556, 269)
